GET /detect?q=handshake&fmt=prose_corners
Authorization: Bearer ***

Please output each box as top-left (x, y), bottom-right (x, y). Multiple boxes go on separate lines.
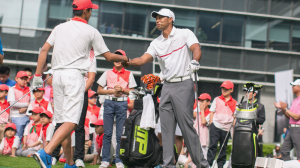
top-left (121, 58), bottom-right (132, 68)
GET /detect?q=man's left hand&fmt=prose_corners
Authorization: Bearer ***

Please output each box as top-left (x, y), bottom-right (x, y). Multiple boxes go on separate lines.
top-left (188, 60), bottom-right (200, 73)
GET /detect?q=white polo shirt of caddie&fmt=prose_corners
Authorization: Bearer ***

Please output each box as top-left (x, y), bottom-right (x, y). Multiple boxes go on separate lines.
top-left (146, 27), bottom-right (199, 81)
top-left (47, 20), bottom-right (109, 72)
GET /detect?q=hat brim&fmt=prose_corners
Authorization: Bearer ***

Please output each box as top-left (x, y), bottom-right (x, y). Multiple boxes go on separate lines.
top-left (5, 127), bottom-right (17, 132)
top-left (92, 4), bottom-right (98, 9)
top-left (40, 113), bottom-right (51, 118)
top-left (151, 11), bottom-right (169, 19)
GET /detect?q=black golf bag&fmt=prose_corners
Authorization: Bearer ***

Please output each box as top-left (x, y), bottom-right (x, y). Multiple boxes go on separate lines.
top-left (232, 104), bottom-right (259, 168)
top-left (119, 98), bottom-right (163, 167)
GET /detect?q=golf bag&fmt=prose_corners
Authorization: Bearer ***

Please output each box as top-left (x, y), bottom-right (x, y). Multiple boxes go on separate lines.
top-left (231, 113), bottom-right (257, 168)
top-left (119, 98), bottom-right (163, 167)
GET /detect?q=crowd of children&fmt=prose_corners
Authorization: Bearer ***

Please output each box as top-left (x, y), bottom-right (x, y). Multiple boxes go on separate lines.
top-left (0, 62), bottom-right (261, 168)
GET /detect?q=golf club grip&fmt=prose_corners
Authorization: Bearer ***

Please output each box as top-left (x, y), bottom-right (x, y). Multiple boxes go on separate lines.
top-left (240, 96), bottom-right (244, 104)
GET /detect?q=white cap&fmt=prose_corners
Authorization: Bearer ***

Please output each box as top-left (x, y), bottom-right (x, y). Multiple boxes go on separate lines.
top-left (151, 8), bottom-right (175, 22)
top-left (290, 79), bottom-right (300, 86)
top-left (276, 144), bottom-right (280, 147)
top-left (43, 69), bottom-right (54, 75)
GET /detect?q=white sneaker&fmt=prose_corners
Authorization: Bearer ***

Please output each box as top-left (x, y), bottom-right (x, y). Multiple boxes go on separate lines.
top-left (51, 157), bottom-right (57, 166)
top-left (116, 162), bottom-right (125, 168)
top-left (75, 159), bottom-right (85, 168)
top-left (99, 161), bottom-right (110, 168)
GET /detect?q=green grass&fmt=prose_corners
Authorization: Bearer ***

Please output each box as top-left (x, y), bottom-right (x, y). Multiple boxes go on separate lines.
top-left (0, 155), bottom-right (116, 168)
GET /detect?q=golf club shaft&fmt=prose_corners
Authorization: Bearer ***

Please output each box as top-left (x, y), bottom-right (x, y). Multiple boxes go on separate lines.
top-left (194, 72), bottom-right (201, 168)
top-left (0, 74), bottom-right (53, 116)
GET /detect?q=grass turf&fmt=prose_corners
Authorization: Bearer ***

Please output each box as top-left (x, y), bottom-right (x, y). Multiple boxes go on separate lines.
top-left (0, 155), bottom-right (116, 168)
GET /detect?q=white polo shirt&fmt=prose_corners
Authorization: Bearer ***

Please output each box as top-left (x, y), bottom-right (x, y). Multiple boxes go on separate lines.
top-left (146, 27), bottom-right (199, 81)
top-left (47, 20), bottom-right (109, 72)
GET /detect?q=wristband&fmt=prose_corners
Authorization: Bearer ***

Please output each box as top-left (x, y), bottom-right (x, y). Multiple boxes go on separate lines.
top-left (35, 74), bottom-right (42, 77)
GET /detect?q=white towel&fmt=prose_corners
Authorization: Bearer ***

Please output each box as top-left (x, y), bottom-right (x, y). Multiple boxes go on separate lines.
top-left (140, 94), bottom-right (156, 130)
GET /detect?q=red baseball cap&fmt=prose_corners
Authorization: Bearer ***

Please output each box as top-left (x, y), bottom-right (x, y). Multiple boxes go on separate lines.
top-left (114, 49), bottom-right (126, 56)
top-left (40, 111), bottom-right (53, 118)
top-left (29, 107), bottom-right (44, 114)
top-left (72, 0), bottom-right (98, 10)
top-left (198, 93), bottom-right (211, 101)
top-left (220, 81), bottom-right (234, 90)
top-left (16, 71), bottom-right (28, 78)
top-left (0, 84), bottom-right (9, 91)
top-left (90, 119), bottom-right (103, 127)
top-left (88, 89), bottom-right (97, 98)
top-left (5, 123), bottom-right (17, 130)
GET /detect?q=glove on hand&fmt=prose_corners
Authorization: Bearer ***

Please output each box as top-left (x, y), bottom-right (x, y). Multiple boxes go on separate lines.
top-left (32, 74), bottom-right (43, 89)
top-left (188, 60), bottom-right (200, 73)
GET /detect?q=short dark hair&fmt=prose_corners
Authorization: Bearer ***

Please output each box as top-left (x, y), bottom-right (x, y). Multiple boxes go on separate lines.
top-left (23, 67), bottom-right (32, 73)
top-left (72, 5), bottom-right (91, 16)
top-left (0, 65), bottom-right (10, 75)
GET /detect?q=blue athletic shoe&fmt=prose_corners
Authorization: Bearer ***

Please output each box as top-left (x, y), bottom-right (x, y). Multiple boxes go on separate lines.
top-left (64, 163), bottom-right (78, 168)
top-left (33, 149), bottom-right (52, 168)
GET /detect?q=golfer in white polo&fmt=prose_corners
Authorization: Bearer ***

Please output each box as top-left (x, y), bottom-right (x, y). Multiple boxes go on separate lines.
top-left (122, 8), bottom-right (209, 168)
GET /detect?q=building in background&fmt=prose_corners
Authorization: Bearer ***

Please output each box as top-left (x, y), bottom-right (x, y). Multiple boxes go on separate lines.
top-left (1, 0), bottom-right (300, 143)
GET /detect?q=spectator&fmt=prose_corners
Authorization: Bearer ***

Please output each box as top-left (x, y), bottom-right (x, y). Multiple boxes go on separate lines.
top-left (23, 67), bottom-right (33, 87)
top-left (16, 107), bottom-right (43, 157)
top-left (0, 65), bottom-right (16, 87)
top-left (0, 37), bottom-right (4, 65)
top-left (275, 79), bottom-right (300, 161)
top-left (26, 88), bottom-right (53, 116)
top-left (87, 119), bottom-right (104, 165)
top-left (7, 71), bottom-right (30, 140)
top-left (97, 49), bottom-right (137, 168)
top-left (273, 144), bottom-right (282, 159)
top-left (195, 93), bottom-right (211, 159)
top-left (207, 81), bottom-right (237, 168)
top-left (43, 70), bottom-right (53, 101)
top-left (0, 84), bottom-right (10, 143)
top-left (0, 123), bottom-right (19, 157)
top-left (282, 127), bottom-right (288, 140)
top-left (99, 22), bottom-right (107, 34)
top-left (40, 111), bottom-right (54, 148)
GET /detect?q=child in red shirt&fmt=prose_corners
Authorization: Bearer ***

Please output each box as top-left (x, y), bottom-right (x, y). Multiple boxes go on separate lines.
top-left (89, 119), bottom-right (104, 165)
top-left (16, 107), bottom-right (43, 157)
top-left (40, 111), bottom-right (54, 148)
top-left (7, 71), bottom-right (30, 140)
top-left (0, 84), bottom-right (10, 143)
top-left (0, 123), bottom-right (20, 157)
top-left (26, 88), bottom-right (53, 116)
top-left (85, 90), bottom-right (100, 153)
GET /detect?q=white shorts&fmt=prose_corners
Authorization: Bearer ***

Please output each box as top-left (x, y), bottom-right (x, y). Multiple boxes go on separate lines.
top-left (155, 119), bottom-right (182, 136)
top-left (53, 69), bottom-right (85, 124)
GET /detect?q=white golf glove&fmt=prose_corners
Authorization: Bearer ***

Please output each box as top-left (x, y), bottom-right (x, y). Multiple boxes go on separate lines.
top-left (32, 75), bottom-right (43, 89)
top-left (188, 60), bottom-right (200, 73)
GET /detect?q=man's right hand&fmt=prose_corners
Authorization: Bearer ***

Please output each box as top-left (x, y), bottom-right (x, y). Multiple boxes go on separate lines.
top-left (32, 74), bottom-right (43, 89)
top-left (121, 60), bottom-right (131, 68)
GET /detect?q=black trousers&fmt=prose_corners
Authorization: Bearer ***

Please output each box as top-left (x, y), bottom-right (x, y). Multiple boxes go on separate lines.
top-left (52, 92), bottom-right (88, 161)
top-left (207, 123), bottom-right (230, 168)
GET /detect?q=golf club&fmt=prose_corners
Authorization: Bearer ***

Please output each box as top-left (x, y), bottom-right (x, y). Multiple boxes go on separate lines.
top-left (0, 74), bottom-right (53, 116)
top-left (192, 71), bottom-right (201, 168)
